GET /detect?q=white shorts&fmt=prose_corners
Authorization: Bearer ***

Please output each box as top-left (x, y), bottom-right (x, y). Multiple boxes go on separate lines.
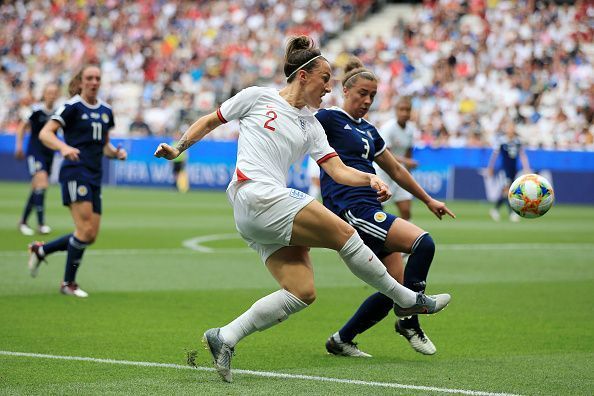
top-left (375, 167), bottom-right (413, 203)
top-left (227, 182), bottom-right (315, 263)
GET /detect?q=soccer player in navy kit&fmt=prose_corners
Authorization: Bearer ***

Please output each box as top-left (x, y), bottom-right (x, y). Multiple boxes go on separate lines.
top-left (26, 64), bottom-right (127, 297)
top-left (317, 58), bottom-right (455, 357)
top-left (15, 83), bottom-right (60, 236)
top-left (487, 121), bottom-right (530, 222)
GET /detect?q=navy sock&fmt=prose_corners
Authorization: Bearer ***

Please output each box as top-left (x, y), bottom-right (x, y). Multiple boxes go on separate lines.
top-left (495, 197), bottom-right (506, 209)
top-left (43, 234), bottom-right (72, 256)
top-left (21, 191), bottom-right (36, 223)
top-left (404, 233), bottom-right (435, 290)
top-left (33, 189), bottom-right (46, 226)
top-left (338, 292), bottom-right (393, 343)
top-left (64, 235), bottom-right (88, 283)
top-left (399, 233), bottom-right (436, 329)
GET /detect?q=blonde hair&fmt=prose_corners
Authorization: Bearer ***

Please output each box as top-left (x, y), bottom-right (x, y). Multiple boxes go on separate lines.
top-left (341, 57), bottom-right (376, 88)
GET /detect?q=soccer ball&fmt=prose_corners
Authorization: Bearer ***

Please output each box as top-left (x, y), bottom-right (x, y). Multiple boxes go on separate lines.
top-left (508, 174), bottom-right (554, 218)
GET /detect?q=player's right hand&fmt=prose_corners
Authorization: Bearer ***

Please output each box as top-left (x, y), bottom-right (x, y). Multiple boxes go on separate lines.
top-left (154, 143), bottom-right (179, 160)
top-left (370, 175), bottom-right (392, 202)
top-left (61, 146), bottom-right (80, 161)
top-left (14, 148), bottom-right (24, 160)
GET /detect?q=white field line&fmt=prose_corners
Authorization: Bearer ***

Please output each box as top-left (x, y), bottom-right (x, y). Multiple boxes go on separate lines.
top-left (0, 242), bottom-right (593, 258)
top-left (0, 350), bottom-right (521, 396)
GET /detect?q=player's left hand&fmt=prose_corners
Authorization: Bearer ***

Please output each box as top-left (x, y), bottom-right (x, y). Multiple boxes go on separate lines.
top-left (154, 143), bottom-right (180, 160)
top-left (370, 175), bottom-right (392, 202)
top-left (115, 147), bottom-right (127, 161)
top-left (426, 198), bottom-right (456, 220)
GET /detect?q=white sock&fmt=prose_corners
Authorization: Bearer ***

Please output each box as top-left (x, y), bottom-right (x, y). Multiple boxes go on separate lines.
top-left (219, 289), bottom-right (308, 347)
top-left (338, 233), bottom-right (417, 307)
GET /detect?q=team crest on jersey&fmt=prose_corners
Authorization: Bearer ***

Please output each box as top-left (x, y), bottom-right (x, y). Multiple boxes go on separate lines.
top-left (298, 118), bottom-right (307, 134)
top-left (374, 211), bottom-right (387, 223)
top-left (289, 189), bottom-right (306, 200)
top-left (77, 185), bottom-right (88, 197)
top-left (102, 113), bottom-right (109, 123)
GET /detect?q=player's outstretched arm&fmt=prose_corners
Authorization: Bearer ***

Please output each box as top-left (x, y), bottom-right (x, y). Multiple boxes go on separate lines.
top-left (154, 111), bottom-right (222, 160)
top-left (375, 150), bottom-right (455, 220)
top-left (319, 155), bottom-right (391, 202)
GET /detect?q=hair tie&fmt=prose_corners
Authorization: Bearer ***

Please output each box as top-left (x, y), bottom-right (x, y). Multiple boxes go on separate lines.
top-left (287, 55), bottom-right (323, 81)
top-left (344, 71), bottom-right (374, 86)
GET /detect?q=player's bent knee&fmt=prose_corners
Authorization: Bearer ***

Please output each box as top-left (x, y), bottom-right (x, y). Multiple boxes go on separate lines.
top-left (413, 233), bottom-right (435, 255)
top-left (77, 227), bottom-right (98, 244)
top-left (287, 286), bottom-right (316, 305)
top-left (332, 223), bottom-right (357, 251)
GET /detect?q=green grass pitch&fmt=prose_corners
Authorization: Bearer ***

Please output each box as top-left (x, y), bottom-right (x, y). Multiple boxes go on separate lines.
top-left (0, 181), bottom-right (593, 395)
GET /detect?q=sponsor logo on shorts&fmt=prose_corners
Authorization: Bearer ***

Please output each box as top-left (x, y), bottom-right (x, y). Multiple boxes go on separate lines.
top-left (289, 189), bottom-right (306, 200)
top-left (77, 185), bottom-right (88, 197)
top-left (374, 211), bottom-right (387, 223)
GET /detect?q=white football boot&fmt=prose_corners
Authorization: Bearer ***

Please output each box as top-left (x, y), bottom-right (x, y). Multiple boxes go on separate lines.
top-left (396, 320), bottom-right (436, 355)
top-left (325, 333), bottom-right (372, 357)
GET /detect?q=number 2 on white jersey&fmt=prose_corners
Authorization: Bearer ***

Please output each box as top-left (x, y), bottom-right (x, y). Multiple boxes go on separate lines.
top-left (263, 111), bottom-right (277, 131)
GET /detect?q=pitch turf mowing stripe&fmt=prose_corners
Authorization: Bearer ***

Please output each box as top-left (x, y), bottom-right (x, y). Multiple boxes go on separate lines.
top-left (1, 242), bottom-right (593, 258)
top-left (0, 351), bottom-right (520, 396)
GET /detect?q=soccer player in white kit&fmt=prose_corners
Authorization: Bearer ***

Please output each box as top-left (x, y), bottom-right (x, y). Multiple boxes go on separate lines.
top-left (374, 96), bottom-right (418, 220)
top-left (155, 36), bottom-right (451, 383)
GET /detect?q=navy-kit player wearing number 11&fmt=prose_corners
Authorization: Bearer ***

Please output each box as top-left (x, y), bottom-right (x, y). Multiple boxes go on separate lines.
top-left (26, 64), bottom-right (127, 297)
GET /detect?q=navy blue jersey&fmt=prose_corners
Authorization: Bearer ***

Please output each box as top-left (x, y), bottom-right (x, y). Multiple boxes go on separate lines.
top-left (26, 103), bottom-right (56, 159)
top-left (52, 95), bottom-right (114, 185)
top-left (495, 135), bottom-right (523, 177)
top-left (315, 107), bottom-right (387, 215)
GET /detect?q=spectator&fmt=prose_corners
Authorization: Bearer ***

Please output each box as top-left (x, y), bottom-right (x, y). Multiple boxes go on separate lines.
top-left (128, 112), bottom-right (152, 137)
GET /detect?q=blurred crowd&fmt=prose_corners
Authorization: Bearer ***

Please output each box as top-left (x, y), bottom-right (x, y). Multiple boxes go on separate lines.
top-left (0, 0), bottom-right (373, 139)
top-left (322, 0), bottom-right (594, 150)
top-left (1, 0), bottom-right (593, 150)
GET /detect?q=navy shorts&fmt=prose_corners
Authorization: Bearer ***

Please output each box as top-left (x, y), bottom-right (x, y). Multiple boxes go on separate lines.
top-left (26, 153), bottom-right (54, 176)
top-left (61, 180), bottom-right (102, 214)
top-left (340, 205), bottom-right (397, 259)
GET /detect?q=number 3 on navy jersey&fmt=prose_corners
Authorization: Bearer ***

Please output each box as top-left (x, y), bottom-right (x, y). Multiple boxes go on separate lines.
top-left (92, 122), bottom-right (102, 140)
top-left (361, 138), bottom-right (370, 159)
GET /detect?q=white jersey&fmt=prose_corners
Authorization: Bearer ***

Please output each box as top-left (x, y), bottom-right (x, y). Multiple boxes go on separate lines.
top-left (378, 119), bottom-right (414, 158)
top-left (218, 86), bottom-right (336, 197)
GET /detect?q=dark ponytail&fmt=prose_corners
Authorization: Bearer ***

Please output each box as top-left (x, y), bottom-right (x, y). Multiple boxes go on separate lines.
top-left (284, 36), bottom-right (324, 83)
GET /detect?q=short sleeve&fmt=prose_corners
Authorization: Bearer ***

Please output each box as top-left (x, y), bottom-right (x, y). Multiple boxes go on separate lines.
top-left (22, 107), bottom-right (34, 122)
top-left (52, 103), bottom-right (77, 128)
top-left (107, 109), bottom-right (115, 131)
top-left (371, 127), bottom-right (387, 157)
top-left (309, 118), bottom-right (337, 165)
top-left (218, 86), bottom-right (263, 123)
